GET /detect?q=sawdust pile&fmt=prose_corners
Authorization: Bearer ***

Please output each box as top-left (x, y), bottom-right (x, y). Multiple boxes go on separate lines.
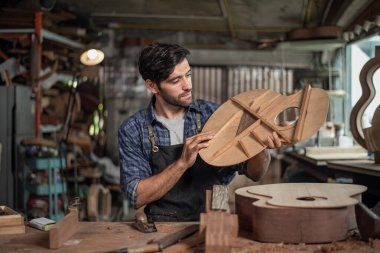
top-left (229, 234), bottom-right (380, 253)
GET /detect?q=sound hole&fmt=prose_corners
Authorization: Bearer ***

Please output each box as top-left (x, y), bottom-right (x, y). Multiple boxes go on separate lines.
top-left (297, 196), bottom-right (327, 201)
top-left (274, 107), bottom-right (300, 126)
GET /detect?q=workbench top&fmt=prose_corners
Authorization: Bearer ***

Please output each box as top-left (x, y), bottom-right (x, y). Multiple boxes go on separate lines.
top-left (1, 221), bottom-right (379, 253)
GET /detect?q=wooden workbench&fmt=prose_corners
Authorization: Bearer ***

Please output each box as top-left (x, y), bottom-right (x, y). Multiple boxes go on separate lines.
top-left (1, 221), bottom-right (380, 253)
top-left (327, 160), bottom-right (380, 178)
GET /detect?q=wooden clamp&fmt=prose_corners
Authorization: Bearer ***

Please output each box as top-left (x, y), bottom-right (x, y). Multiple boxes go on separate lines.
top-left (200, 185), bottom-right (238, 253)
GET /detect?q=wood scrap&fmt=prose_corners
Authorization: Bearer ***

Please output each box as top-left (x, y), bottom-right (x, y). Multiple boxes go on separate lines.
top-left (49, 207), bottom-right (79, 249)
top-left (0, 206), bottom-right (25, 235)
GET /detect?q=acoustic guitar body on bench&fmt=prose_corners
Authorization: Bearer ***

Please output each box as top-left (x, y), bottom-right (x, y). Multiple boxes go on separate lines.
top-left (235, 183), bottom-right (367, 243)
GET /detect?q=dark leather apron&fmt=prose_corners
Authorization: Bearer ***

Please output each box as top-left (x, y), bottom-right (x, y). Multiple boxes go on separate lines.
top-left (144, 111), bottom-right (220, 222)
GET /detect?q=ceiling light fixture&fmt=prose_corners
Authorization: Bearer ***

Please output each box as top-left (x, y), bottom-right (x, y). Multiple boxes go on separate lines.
top-left (80, 48), bottom-right (105, 66)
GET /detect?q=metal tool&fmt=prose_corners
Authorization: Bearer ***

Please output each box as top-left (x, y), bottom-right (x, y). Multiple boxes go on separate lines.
top-left (107, 224), bottom-right (199, 253)
top-left (69, 197), bottom-right (81, 208)
top-left (154, 224), bottom-right (198, 250)
top-left (133, 211), bottom-right (157, 233)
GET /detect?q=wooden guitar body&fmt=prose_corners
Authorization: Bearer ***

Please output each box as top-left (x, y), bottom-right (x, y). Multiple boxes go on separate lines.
top-left (235, 183), bottom-right (367, 243)
top-left (350, 47), bottom-right (380, 148)
top-left (350, 46), bottom-right (380, 163)
top-left (199, 86), bottom-right (329, 166)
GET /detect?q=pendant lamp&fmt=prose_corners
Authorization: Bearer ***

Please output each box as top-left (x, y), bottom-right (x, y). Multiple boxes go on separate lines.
top-left (80, 48), bottom-right (104, 66)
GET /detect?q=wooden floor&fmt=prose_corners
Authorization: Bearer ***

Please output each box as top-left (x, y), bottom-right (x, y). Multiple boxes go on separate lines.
top-left (1, 222), bottom-right (379, 253)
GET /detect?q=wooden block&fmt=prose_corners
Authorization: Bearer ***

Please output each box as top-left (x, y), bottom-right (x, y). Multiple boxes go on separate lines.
top-left (0, 225), bottom-right (25, 235)
top-left (49, 207), bottom-right (79, 249)
top-left (0, 206), bottom-right (24, 227)
top-left (0, 206), bottom-right (25, 235)
top-left (200, 185), bottom-right (238, 253)
top-left (200, 212), bottom-right (238, 253)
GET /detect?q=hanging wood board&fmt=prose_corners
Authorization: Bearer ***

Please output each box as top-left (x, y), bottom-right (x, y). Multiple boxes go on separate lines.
top-left (199, 86), bottom-right (329, 166)
top-left (235, 183), bottom-right (367, 243)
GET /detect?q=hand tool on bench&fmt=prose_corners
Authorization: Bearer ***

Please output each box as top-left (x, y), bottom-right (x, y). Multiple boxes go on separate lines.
top-left (107, 224), bottom-right (199, 253)
top-left (133, 211), bottom-right (157, 233)
top-left (49, 197), bottom-right (80, 249)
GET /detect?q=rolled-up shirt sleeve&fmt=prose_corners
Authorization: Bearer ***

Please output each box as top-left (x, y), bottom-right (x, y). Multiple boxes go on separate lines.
top-left (118, 120), bottom-right (151, 208)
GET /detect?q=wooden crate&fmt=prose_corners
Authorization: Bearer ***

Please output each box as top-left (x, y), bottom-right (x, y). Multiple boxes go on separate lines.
top-left (0, 206), bottom-right (25, 235)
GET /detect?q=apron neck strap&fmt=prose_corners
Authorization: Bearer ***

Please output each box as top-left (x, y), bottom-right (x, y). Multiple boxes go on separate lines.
top-left (145, 102), bottom-right (202, 152)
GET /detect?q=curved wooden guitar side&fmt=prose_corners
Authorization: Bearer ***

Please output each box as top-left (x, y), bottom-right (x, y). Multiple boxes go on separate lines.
top-left (350, 46), bottom-right (380, 149)
top-left (199, 86), bottom-right (329, 166)
top-left (235, 183), bottom-right (367, 243)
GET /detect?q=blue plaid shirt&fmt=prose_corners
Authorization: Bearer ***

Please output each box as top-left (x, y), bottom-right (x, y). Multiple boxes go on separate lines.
top-left (118, 97), bottom-right (247, 208)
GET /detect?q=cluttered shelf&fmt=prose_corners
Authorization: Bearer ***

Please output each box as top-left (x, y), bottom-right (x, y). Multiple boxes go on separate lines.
top-left (0, 221), bottom-right (379, 253)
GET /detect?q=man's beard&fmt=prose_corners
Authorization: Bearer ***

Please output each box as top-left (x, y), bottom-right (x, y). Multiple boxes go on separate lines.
top-left (160, 89), bottom-right (192, 108)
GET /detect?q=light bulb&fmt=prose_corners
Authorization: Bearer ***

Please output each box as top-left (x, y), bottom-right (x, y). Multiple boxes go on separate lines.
top-left (87, 49), bottom-right (98, 60)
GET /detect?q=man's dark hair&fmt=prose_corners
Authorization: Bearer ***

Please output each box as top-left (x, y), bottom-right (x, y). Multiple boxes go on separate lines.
top-left (138, 43), bottom-right (190, 86)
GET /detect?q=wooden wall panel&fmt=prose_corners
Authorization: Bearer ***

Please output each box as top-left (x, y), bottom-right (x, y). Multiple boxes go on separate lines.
top-left (192, 66), bottom-right (294, 104)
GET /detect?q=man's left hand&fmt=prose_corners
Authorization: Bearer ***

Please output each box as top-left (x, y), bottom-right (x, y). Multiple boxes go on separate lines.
top-left (267, 132), bottom-right (284, 149)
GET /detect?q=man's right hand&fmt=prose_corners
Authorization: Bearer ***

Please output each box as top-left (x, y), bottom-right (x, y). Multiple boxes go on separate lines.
top-left (178, 131), bottom-right (214, 169)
